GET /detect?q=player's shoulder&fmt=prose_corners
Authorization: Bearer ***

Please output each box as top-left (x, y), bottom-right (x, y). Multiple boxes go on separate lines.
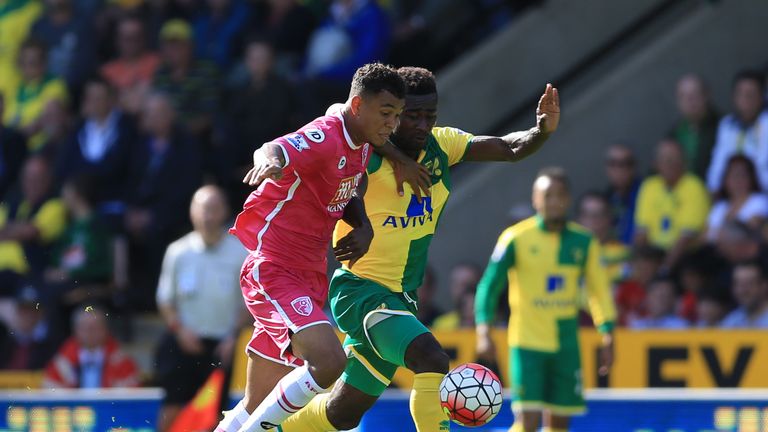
top-left (430, 126), bottom-right (473, 142)
top-left (300, 115), bottom-right (344, 139)
top-left (277, 115), bottom-right (342, 153)
top-left (504, 217), bottom-right (539, 239)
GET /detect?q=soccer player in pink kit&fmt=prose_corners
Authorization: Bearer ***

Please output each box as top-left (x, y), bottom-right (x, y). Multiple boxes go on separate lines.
top-left (216, 64), bottom-right (412, 432)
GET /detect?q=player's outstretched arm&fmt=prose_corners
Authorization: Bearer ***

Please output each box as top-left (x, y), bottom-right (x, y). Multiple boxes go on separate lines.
top-left (242, 143), bottom-right (286, 187)
top-left (464, 83), bottom-right (560, 162)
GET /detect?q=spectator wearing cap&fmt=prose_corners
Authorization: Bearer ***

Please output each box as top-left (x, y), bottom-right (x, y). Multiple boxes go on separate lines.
top-left (1, 285), bottom-right (62, 370)
top-left (629, 277), bottom-right (688, 330)
top-left (56, 77), bottom-right (137, 220)
top-left (100, 16), bottom-right (161, 115)
top-left (152, 19), bottom-right (219, 139)
top-left (3, 38), bottom-right (68, 152)
top-left (635, 139), bottom-right (709, 271)
top-left (0, 93), bottom-right (28, 201)
top-left (707, 71), bottom-right (768, 192)
top-left (721, 261), bottom-right (768, 328)
top-left (603, 144), bottom-right (641, 245)
top-left (154, 185), bottom-right (247, 431)
top-left (669, 74), bottom-right (719, 179)
top-left (43, 304), bottom-right (140, 388)
top-left (0, 156), bottom-right (66, 295)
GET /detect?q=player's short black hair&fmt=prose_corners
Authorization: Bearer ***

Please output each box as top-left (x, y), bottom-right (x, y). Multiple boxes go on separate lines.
top-left (397, 66), bottom-right (437, 96)
top-left (350, 63), bottom-right (406, 99)
top-left (732, 69), bottom-right (766, 93)
top-left (536, 166), bottom-right (570, 191)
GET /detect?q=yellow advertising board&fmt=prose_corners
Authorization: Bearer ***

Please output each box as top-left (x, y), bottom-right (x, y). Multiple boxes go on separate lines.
top-left (231, 329), bottom-right (768, 393)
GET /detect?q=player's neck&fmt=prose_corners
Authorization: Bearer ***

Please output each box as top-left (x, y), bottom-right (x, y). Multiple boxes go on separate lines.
top-left (390, 135), bottom-right (421, 160)
top-left (540, 217), bottom-right (566, 232)
top-left (340, 107), bottom-right (366, 147)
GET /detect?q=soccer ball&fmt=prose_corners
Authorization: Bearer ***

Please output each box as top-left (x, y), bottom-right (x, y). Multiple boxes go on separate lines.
top-left (439, 363), bottom-right (503, 427)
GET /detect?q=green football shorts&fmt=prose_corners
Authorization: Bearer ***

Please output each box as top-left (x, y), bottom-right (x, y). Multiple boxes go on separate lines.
top-left (329, 268), bottom-right (431, 396)
top-left (509, 334), bottom-right (586, 415)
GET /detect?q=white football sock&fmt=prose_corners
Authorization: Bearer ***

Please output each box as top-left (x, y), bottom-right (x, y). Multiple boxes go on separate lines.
top-left (215, 401), bottom-right (250, 432)
top-left (238, 365), bottom-right (328, 431)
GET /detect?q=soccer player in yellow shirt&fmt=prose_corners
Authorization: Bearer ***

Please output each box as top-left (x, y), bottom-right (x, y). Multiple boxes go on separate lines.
top-left (475, 168), bottom-right (617, 432)
top-left (277, 67), bottom-right (559, 431)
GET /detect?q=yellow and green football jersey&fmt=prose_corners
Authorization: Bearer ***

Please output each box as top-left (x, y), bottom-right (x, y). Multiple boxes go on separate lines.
top-left (333, 126), bottom-right (474, 293)
top-left (476, 216), bottom-right (616, 352)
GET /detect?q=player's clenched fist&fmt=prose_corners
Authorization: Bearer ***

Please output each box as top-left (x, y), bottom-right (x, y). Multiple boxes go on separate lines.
top-left (243, 143), bottom-right (286, 187)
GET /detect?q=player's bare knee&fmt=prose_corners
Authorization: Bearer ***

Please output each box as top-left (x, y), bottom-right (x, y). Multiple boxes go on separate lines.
top-left (305, 345), bottom-right (346, 388)
top-left (405, 334), bottom-right (450, 374)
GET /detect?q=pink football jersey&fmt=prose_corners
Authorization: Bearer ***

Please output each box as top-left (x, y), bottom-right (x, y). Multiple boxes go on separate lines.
top-left (230, 114), bottom-right (372, 273)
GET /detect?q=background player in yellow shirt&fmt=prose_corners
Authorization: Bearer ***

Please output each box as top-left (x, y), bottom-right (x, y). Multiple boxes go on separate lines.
top-left (279, 67), bottom-right (559, 431)
top-left (475, 167), bottom-right (617, 432)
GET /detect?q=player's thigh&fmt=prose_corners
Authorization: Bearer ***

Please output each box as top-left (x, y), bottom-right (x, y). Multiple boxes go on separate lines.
top-left (290, 322), bottom-right (346, 371)
top-left (509, 347), bottom-right (548, 412)
top-left (545, 344), bottom-right (585, 415)
top-left (328, 269), bottom-right (412, 343)
top-left (243, 351), bottom-right (293, 411)
top-left (245, 259), bottom-right (337, 366)
top-left (342, 336), bottom-right (399, 398)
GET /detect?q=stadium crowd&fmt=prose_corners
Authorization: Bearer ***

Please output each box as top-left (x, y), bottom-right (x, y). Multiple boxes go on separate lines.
top-left (0, 0), bottom-right (767, 428)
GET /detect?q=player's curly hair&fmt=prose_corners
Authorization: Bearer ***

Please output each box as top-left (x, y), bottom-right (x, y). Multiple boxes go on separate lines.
top-left (350, 63), bottom-right (406, 99)
top-left (397, 66), bottom-right (437, 96)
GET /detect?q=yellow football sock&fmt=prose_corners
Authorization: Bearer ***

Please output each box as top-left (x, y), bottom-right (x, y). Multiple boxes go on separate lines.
top-left (410, 372), bottom-right (450, 431)
top-left (508, 423), bottom-right (525, 432)
top-left (542, 428), bottom-right (567, 432)
top-left (279, 393), bottom-right (336, 432)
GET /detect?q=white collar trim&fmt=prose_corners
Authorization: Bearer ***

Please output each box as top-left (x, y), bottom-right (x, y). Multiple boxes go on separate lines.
top-left (335, 113), bottom-right (361, 150)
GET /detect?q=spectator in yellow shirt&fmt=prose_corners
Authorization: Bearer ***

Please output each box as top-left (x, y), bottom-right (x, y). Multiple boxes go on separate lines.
top-left (634, 139), bottom-right (710, 271)
top-left (3, 38), bottom-right (68, 151)
top-left (0, 156), bottom-right (66, 294)
top-left (0, 0), bottom-right (42, 97)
